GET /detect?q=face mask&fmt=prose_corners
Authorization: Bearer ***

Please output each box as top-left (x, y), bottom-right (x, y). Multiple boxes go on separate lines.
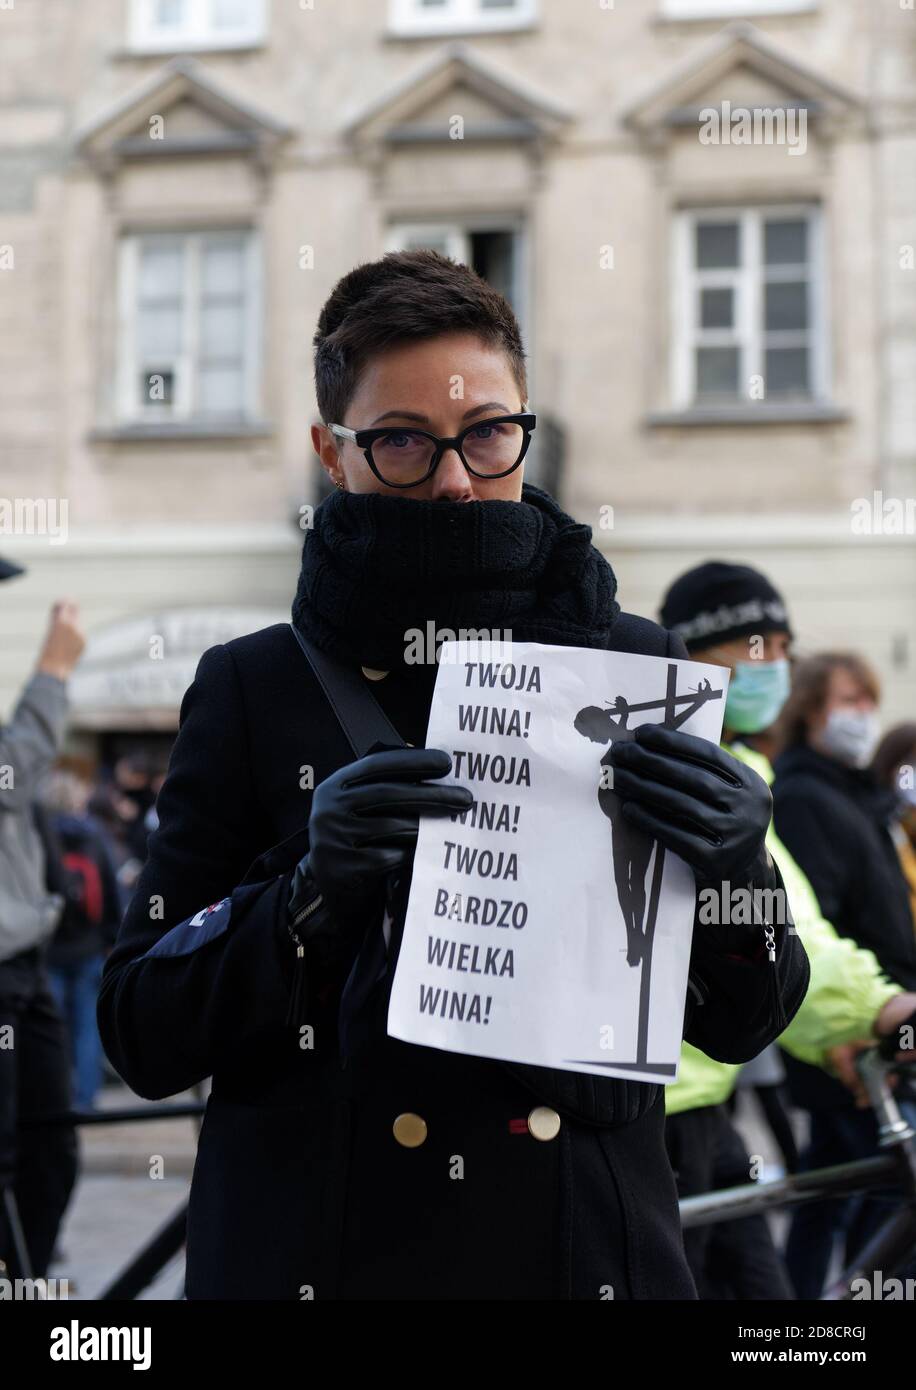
top-left (819, 708), bottom-right (881, 769)
top-left (723, 658), bottom-right (791, 734)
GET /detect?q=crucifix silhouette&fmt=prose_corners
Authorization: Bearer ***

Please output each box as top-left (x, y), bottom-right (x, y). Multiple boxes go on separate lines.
top-left (572, 663), bottom-right (722, 1077)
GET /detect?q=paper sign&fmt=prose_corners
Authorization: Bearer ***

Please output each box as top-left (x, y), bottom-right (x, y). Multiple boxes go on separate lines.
top-left (387, 641), bottom-right (729, 1083)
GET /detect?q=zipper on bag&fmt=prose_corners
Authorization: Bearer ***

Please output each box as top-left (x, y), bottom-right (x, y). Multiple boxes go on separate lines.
top-left (285, 889), bottom-right (330, 1029)
top-left (762, 915), bottom-right (787, 1033)
top-left (285, 925), bottom-right (308, 1031)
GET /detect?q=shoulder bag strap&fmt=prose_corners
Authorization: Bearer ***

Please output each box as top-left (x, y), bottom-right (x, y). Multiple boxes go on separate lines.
top-left (288, 623), bottom-right (406, 759)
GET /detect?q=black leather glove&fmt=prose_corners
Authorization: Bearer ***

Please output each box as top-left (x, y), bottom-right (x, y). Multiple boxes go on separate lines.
top-left (608, 724), bottom-right (773, 887)
top-left (299, 747), bottom-right (474, 927)
top-left (609, 726), bottom-right (781, 961)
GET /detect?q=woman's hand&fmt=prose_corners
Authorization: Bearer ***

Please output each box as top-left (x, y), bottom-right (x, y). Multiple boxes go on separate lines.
top-left (305, 747), bottom-right (474, 922)
top-left (608, 724), bottom-right (773, 886)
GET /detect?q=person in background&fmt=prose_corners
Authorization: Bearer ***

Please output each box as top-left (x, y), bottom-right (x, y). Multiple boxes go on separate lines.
top-left (44, 771), bottom-right (123, 1111)
top-left (870, 723), bottom-right (916, 931)
top-left (773, 654), bottom-right (916, 991)
top-left (770, 653), bottom-right (916, 1295)
top-left (108, 755), bottom-right (156, 864)
top-left (659, 561), bottom-right (916, 1299)
top-left (0, 560), bottom-right (85, 1280)
top-left (86, 784), bottom-right (142, 911)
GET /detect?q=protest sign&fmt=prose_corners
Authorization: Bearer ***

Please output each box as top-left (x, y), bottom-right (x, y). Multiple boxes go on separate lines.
top-left (387, 641), bottom-right (729, 1083)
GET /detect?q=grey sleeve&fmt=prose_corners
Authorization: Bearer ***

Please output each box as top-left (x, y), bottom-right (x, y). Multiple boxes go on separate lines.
top-left (0, 672), bottom-right (69, 812)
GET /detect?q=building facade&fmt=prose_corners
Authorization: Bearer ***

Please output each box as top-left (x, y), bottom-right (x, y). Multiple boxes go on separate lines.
top-left (1, 0), bottom-right (914, 750)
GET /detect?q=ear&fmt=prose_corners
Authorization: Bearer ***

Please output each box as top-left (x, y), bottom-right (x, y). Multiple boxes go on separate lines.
top-left (312, 422), bottom-right (344, 485)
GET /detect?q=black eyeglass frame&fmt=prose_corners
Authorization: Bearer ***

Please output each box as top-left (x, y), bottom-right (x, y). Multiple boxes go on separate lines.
top-left (327, 412), bottom-right (537, 489)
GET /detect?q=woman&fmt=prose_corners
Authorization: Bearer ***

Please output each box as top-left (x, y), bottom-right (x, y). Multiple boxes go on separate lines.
top-left (772, 654), bottom-right (916, 1296)
top-left (773, 654), bottom-right (916, 990)
top-left (98, 250), bottom-right (807, 1300)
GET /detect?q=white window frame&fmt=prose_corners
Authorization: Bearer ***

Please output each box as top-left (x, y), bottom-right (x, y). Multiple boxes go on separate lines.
top-left (117, 228), bottom-right (262, 425)
top-left (385, 222), bottom-right (470, 263)
top-left (128, 0), bottom-right (268, 53)
top-left (388, 0), bottom-right (537, 39)
top-left (671, 204), bottom-right (827, 409)
top-left (660, 0), bottom-right (816, 19)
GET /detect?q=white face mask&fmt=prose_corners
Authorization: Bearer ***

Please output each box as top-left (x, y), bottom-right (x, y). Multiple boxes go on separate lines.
top-left (819, 708), bottom-right (881, 769)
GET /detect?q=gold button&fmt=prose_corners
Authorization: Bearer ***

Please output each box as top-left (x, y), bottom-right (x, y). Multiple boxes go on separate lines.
top-left (361, 666), bottom-right (389, 681)
top-left (393, 1112), bottom-right (428, 1148)
top-left (527, 1106), bottom-right (561, 1142)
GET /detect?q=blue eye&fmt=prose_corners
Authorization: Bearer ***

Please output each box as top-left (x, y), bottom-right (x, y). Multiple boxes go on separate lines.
top-left (379, 431), bottom-right (424, 450)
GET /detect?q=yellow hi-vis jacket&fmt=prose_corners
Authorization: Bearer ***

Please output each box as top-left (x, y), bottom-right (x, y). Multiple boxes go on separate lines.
top-left (666, 741), bottom-right (898, 1116)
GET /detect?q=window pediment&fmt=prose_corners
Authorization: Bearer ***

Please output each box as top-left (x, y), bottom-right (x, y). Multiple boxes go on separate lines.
top-left (74, 57), bottom-right (290, 166)
top-left (624, 20), bottom-right (861, 133)
top-left (343, 41), bottom-right (571, 150)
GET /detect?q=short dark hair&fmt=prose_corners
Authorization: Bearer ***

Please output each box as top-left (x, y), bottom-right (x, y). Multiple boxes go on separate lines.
top-left (313, 249), bottom-right (528, 430)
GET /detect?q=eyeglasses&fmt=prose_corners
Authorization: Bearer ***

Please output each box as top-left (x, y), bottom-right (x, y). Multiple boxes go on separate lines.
top-left (328, 412), bottom-right (537, 489)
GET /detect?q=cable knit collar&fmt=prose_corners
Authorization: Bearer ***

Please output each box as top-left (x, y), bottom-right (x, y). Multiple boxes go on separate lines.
top-left (291, 483), bottom-right (621, 670)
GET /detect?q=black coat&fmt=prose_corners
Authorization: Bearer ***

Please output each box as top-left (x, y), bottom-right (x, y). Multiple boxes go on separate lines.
top-left (773, 745), bottom-right (916, 992)
top-left (98, 617), bottom-right (808, 1300)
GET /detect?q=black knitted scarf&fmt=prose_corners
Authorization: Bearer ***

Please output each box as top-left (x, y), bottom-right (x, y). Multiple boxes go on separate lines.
top-left (291, 482), bottom-right (620, 668)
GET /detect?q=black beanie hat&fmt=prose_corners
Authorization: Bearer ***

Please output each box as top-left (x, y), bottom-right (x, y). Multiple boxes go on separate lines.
top-left (0, 555), bottom-right (25, 582)
top-left (659, 561), bottom-right (793, 653)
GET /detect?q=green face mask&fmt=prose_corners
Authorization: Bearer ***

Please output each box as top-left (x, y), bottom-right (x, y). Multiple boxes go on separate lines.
top-left (724, 658), bottom-right (791, 734)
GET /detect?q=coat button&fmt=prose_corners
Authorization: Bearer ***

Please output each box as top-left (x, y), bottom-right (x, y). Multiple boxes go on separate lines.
top-left (361, 666), bottom-right (389, 681)
top-left (393, 1112), bottom-right (428, 1148)
top-left (527, 1106), bottom-right (561, 1142)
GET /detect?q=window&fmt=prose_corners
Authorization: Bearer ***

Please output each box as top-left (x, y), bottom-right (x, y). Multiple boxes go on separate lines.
top-left (661, 0), bottom-right (815, 17)
top-left (117, 230), bottom-right (261, 425)
top-left (672, 206), bottom-right (825, 408)
top-left (388, 0), bottom-right (536, 38)
top-left (386, 221), bottom-right (522, 317)
top-left (128, 0), bottom-right (267, 52)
